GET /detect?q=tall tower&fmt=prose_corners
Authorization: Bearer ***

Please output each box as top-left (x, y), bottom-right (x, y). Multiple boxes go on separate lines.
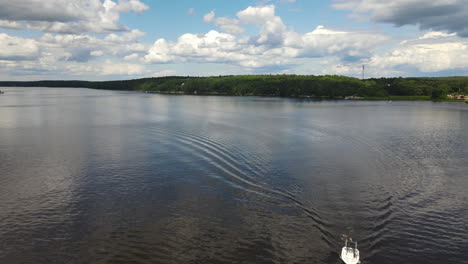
top-left (362, 65), bottom-right (365, 80)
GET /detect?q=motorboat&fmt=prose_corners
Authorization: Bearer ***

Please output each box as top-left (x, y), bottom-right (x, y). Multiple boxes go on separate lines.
top-left (340, 237), bottom-right (360, 264)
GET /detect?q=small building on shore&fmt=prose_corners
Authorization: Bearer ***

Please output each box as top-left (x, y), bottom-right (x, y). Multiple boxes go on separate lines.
top-left (447, 94), bottom-right (465, 100)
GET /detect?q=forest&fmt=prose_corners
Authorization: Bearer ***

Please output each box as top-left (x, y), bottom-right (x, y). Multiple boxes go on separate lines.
top-left (2, 75), bottom-right (468, 100)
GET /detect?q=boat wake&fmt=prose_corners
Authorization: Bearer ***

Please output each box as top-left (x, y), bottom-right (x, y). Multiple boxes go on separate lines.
top-left (146, 125), bottom-right (333, 243)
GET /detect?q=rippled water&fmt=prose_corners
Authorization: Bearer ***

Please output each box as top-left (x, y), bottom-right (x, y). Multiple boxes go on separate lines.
top-left (0, 87), bottom-right (467, 264)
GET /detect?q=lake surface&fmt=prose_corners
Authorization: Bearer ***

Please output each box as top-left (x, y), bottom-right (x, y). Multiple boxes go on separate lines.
top-left (1, 87), bottom-right (467, 264)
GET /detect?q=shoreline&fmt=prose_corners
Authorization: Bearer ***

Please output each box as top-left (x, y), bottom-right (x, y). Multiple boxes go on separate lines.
top-left (142, 91), bottom-right (468, 102)
top-left (2, 74), bottom-right (467, 102)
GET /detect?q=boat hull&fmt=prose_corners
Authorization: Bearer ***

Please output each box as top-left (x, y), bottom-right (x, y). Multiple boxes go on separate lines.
top-left (341, 247), bottom-right (360, 264)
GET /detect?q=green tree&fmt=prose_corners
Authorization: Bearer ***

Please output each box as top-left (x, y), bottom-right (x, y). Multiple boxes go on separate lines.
top-left (431, 88), bottom-right (448, 100)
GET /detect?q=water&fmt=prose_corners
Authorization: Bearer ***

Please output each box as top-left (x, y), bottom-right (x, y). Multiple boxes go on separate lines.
top-left (1, 87), bottom-right (467, 264)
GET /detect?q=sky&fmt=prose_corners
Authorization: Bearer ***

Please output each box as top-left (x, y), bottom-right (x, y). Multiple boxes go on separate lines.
top-left (1, 0), bottom-right (468, 81)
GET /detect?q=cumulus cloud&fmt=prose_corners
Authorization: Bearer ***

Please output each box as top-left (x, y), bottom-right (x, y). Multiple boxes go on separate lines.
top-left (0, 0), bottom-right (149, 34)
top-left (0, 1), bottom-right (80, 22)
top-left (124, 53), bottom-right (140, 61)
top-left (328, 32), bottom-right (468, 76)
top-left (333, 0), bottom-right (468, 37)
top-left (238, 5), bottom-right (288, 45)
top-left (36, 29), bottom-right (148, 62)
top-left (370, 33), bottom-right (468, 73)
top-left (0, 27), bottom-right (150, 78)
top-left (203, 11), bottom-right (244, 35)
top-left (0, 20), bottom-right (23, 30)
top-left (0, 34), bottom-right (39, 60)
top-left (146, 6), bottom-right (388, 68)
top-left (6, 2), bottom-right (466, 79)
top-left (203, 5), bottom-right (286, 41)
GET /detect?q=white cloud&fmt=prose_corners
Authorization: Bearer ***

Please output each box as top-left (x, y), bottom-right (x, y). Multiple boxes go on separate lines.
top-left (115, 0), bottom-right (148, 13)
top-left (0, 34), bottom-right (39, 60)
top-left (370, 34), bottom-right (468, 73)
top-left (328, 32), bottom-right (468, 76)
top-left (332, 0), bottom-right (468, 37)
top-left (37, 30), bottom-right (148, 62)
top-left (91, 51), bottom-right (104, 57)
top-left (124, 53), bottom-right (140, 61)
top-left (4, 2), bottom-right (466, 79)
top-left (0, 0), bottom-right (149, 34)
top-left (146, 6), bottom-right (388, 69)
top-left (0, 28), bottom-right (150, 78)
top-left (0, 20), bottom-right (23, 30)
top-left (418, 31), bottom-right (457, 40)
top-left (237, 5), bottom-right (277, 25)
top-left (104, 29), bottom-right (146, 43)
top-left (204, 5), bottom-right (286, 41)
top-left (238, 5), bottom-right (287, 45)
top-left (203, 11), bottom-right (244, 35)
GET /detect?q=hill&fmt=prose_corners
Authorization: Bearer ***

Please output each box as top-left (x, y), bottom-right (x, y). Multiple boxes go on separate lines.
top-left (2, 75), bottom-right (468, 100)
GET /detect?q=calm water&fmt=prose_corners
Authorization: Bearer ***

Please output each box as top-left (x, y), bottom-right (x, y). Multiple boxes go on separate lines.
top-left (1, 87), bottom-right (467, 264)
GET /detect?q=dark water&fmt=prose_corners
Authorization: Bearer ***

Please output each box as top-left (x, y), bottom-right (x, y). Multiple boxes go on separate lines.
top-left (1, 87), bottom-right (467, 264)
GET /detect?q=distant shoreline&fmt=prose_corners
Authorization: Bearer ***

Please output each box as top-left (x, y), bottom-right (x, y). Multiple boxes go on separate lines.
top-left (142, 91), bottom-right (468, 102)
top-left (1, 75), bottom-right (468, 101)
top-left (2, 86), bottom-right (467, 102)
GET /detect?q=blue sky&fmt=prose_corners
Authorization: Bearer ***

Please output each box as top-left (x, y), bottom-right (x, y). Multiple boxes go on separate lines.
top-left (121, 1), bottom-right (342, 39)
top-left (1, 0), bottom-right (468, 80)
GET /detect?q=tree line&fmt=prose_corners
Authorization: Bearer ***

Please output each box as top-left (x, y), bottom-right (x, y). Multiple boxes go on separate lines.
top-left (2, 75), bottom-right (468, 100)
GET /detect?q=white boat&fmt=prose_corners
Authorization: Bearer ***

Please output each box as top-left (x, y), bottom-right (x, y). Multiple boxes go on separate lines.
top-left (340, 237), bottom-right (360, 264)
